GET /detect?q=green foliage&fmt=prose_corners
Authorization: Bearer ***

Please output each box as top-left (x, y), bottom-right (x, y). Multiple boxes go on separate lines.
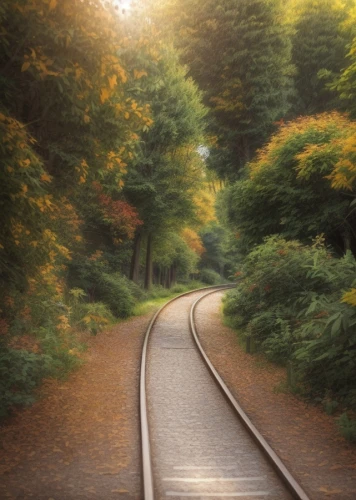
top-left (338, 413), bottom-right (356, 442)
top-left (199, 222), bottom-right (232, 277)
top-left (123, 43), bottom-right (207, 234)
top-left (291, 0), bottom-right (350, 115)
top-left (96, 273), bottom-right (135, 318)
top-left (199, 268), bottom-right (222, 285)
top-left (0, 347), bottom-right (50, 418)
top-left (223, 236), bottom-right (356, 406)
top-left (331, 7), bottom-right (356, 118)
top-left (69, 254), bottom-right (137, 317)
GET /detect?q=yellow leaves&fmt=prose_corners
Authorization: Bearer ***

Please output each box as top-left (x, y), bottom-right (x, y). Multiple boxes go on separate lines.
top-left (49, 0), bottom-right (58, 11)
top-left (341, 289), bottom-right (356, 307)
top-left (124, 112), bottom-right (130, 120)
top-left (82, 314), bottom-right (109, 325)
top-left (21, 62), bottom-right (31, 72)
top-left (108, 74), bottom-right (117, 89)
top-left (75, 66), bottom-right (84, 81)
top-left (40, 173), bottom-right (52, 183)
top-left (28, 195), bottom-right (53, 212)
top-left (75, 235), bottom-right (83, 242)
top-left (100, 87), bottom-right (110, 104)
top-left (20, 159), bottom-right (31, 168)
top-left (326, 133), bottom-right (356, 191)
top-left (182, 228), bottom-right (205, 256)
top-left (84, 114), bottom-right (91, 124)
top-left (21, 184), bottom-right (28, 195)
top-left (56, 314), bottom-right (70, 332)
top-left (43, 229), bottom-right (57, 242)
top-left (88, 250), bottom-right (103, 261)
top-left (76, 159), bottom-right (89, 183)
top-left (133, 69), bottom-right (148, 79)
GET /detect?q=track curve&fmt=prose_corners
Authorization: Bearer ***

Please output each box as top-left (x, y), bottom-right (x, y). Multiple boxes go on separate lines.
top-left (140, 286), bottom-right (310, 500)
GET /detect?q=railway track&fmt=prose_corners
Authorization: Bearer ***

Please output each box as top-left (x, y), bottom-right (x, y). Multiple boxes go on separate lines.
top-left (140, 286), bottom-right (310, 500)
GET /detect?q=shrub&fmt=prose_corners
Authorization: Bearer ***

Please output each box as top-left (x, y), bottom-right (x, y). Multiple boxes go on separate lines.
top-left (0, 347), bottom-right (50, 418)
top-left (79, 302), bottom-right (115, 335)
top-left (68, 257), bottom-right (137, 318)
top-left (199, 268), bottom-right (222, 285)
top-left (338, 413), bottom-right (356, 443)
top-left (96, 273), bottom-right (135, 318)
top-left (223, 236), bottom-right (356, 407)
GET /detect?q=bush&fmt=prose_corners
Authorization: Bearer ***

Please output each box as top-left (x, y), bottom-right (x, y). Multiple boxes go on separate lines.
top-left (223, 236), bottom-right (356, 407)
top-left (199, 268), bottom-right (222, 285)
top-left (78, 302), bottom-right (115, 335)
top-left (0, 347), bottom-right (50, 418)
top-left (338, 413), bottom-right (356, 443)
top-left (68, 257), bottom-right (137, 318)
top-left (96, 273), bottom-right (135, 318)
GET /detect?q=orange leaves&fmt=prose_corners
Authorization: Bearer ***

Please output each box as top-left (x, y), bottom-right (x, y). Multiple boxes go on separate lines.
top-left (108, 74), bottom-right (117, 89)
top-left (100, 87), bottom-right (110, 104)
top-left (40, 173), bottom-right (51, 183)
top-left (133, 69), bottom-right (148, 79)
top-left (21, 61), bottom-right (31, 72)
top-left (181, 228), bottom-right (205, 256)
top-left (49, 0), bottom-right (58, 11)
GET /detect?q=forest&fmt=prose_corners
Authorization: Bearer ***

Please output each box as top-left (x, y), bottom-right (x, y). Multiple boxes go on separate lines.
top-left (0, 0), bottom-right (356, 438)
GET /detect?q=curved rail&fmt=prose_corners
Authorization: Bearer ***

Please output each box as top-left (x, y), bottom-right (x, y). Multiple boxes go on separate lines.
top-left (140, 284), bottom-right (233, 500)
top-left (189, 289), bottom-right (310, 500)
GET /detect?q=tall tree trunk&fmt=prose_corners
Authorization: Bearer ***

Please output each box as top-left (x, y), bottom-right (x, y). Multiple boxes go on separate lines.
top-left (144, 233), bottom-right (153, 290)
top-left (130, 231), bottom-right (142, 283)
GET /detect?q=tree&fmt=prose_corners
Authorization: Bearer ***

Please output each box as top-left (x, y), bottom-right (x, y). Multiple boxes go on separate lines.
top-left (122, 38), bottom-right (207, 288)
top-left (223, 112), bottom-right (356, 254)
top-left (290, 0), bottom-right (351, 116)
top-left (149, 0), bottom-right (294, 179)
top-left (332, 7), bottom-right (356, 118)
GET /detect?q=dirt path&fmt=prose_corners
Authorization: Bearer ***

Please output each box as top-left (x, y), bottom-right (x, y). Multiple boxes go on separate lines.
top-left (195, 291), bottom-right (356, 500)
top-left (0, 314), bottom-right (150, 500)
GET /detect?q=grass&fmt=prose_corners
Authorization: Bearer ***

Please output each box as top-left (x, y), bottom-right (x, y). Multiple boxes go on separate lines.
top-left (132, 296), bottom-right (173, 316)
top-left (132, 281), bottom-right (208, 317)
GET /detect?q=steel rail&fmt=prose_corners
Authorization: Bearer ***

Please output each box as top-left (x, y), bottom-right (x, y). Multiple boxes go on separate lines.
top-left (190, 289), bottom-right (311, 500)
top-left (140, 284), bottom-right (233, 500)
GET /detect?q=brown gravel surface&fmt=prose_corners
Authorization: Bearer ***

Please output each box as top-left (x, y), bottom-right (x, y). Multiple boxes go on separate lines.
top-left (0, 313), bottom-right (150, 500)
top-left (195, 290), bottom-right (356, 500)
